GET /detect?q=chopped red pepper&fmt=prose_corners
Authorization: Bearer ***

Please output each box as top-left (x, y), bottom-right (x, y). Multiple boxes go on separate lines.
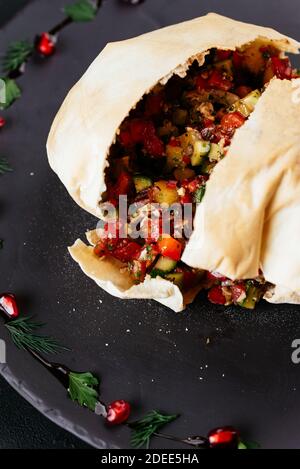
top-left (208, 286), bottom-right (227, 305)
top-left (145, 93), bottom-right (164, 117)
top-left (231, 283), bottom-right (246, 304)
top-left (112, 239), bottom-right (142, 263)
top-left (271, 57), bottom-right (292, 80)
top-left (169, 136), bottom-right (181, 147)
top-left (158, 236), bottom-right (182, 262)
top-left (208, 70), bottom-right (232, 91)
top-left (195, 75), bottom-right (208, 91)
top-left (221, 112), bottom-right (245, 131)
top-left (215, 49), bottom-right (232, 61)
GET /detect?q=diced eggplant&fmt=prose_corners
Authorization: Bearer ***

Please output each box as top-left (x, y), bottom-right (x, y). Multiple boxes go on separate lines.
top-left (153, 180), bottom-right (179, 205)
top-left (133, 175), bottom-right (153, 193)
top-left (172, 108), bottom-right (188, 126)
top-left (174, 168), bottom-right (196, 182)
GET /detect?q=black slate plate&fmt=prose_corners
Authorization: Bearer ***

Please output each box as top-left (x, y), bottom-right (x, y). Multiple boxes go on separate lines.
top-left (1, 0), bottom-right (300, 450)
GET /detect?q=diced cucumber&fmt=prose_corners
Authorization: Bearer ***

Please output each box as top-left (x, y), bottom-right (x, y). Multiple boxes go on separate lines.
top-left (191, 140), bottom-right (211, 166)
top-left (133, 175), bottom-right (153, 193)
top-left (164, 272), bottom-right (184, 289)
top-left (151, 256), bottom-right (177, 277)
top-left (228, 89), bottom-right (261, 117)
top-left (239, 284), bottom-right (260, 310)
top-left (208, 143), bottom-right (223, 161)
top-left (201, 157), bottom-right (216, 175)
top-left (193, 185), bottom-right (206, 203)
top-left (242, 89), bottom-right (261, 112)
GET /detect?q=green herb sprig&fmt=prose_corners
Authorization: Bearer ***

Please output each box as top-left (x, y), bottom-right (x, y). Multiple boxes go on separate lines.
top-left (68, 371), bottom-right (99, 411)
top-left (64, 0), bottom-right (98, 22)
top-left (0, 78), bottom-right (21, 110)
top-left (0, 157), bottom-right (12, 175)
top-left (2, 40), bottom-right (33, 75)
top-left (129, 410), bottom-right (179, 448)
top-left (5, 316), bottom-right (67, 354)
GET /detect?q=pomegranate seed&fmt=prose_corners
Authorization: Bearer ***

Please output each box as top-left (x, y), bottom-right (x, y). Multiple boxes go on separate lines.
top-left (36, 33), bottom-right (56, 57)
top-left (208, 426), bottom-right (239, 449)
top-left (106, 400), bottom-right (131, 425)
top-left (0, 117), bottom-right (6, 129)
top-left (0, 293), bottom-right (19, 319)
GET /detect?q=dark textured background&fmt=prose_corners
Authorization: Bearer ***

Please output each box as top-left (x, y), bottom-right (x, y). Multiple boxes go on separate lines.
top-left (1, 0), bottom-right (300, 450)
top-left (0, 0), bottom-right (90, 449)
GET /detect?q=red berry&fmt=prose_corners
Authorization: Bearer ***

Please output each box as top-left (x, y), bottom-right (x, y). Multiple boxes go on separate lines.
top-left (208, 286), bottom-right (226, 305)
top-left (0, 293), bottom-right (19, 319)
top-left (106, 400), bottom-right (131, 425)
top-left (0, 117), bottom-right (6, 129)
top-left (208, 426), bottom-right (239, 449)
top-left (36, 33), bottom-right (56, 57)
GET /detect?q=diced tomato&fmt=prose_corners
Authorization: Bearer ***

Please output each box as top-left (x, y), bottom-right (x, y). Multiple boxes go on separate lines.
top-left (231, 283), bottom-right (246, 304)
top-left (215, 49), bottom-right (232, 61)
top-left (158, 236), bottom-right (182, 262)
top-left (129, 260), bottom-right (147, 283)
top-left (182, 175), bottom-right (207, 194)
top-left (232, 51), bottom-right (244, 69)
top-left (119, 130), bottom-right (132, 147)
top-left (271, 57), bottom-right (292, 80)
top-left (195, 75), bottom-right (208, 91)
top-left (206, 271), bottom-right (227, 283)
top-left (108, 172), bottom-right (133, 203)
top-left (112, 239), bottom-right (142, 263)
top-left (143, 123), bottom-right (165, 157)
top-left (208, 286), bottom-right (227, 305)
top-left (180, 193), bottom-right (193, 204)
top-left (166, 180), bottom-right (177, 189)
top-left (235, 86), bottom-right (253, 98)
top-left (208, 70), bottom-right (232, 91)
top-left (169, 136), bottom-right (181, 147)
top-left (145, 93), bottom-right (164, 117)
top-left (221, 112), bottom-right (245, 131)
top-left (182, 154), bottom-right (191, 165)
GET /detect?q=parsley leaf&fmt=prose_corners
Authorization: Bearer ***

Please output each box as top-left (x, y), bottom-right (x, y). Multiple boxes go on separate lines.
top-left (68, 371), bottom-right (99, 411)
top-left (64, 0), bottom-right (97, 22)
top-left (0, 78), bottom-right (21, 110)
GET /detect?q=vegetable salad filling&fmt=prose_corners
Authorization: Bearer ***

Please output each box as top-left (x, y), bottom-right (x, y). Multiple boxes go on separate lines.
top-left (94, 42), bottom-right (298, 309)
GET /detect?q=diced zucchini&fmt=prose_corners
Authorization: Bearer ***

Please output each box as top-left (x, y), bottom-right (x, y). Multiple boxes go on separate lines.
top-left (174, 168), bottom-right (196, 182)
top-left (172, 109), bottom-right (188, 126)
top-left (166, 145), bottom-right (184, 170)
top-left (164, 272), bottom-right (184, 289)
top-left (191, 140), bottom-right (211, 166)
top-left (153, 180), bottom-right (179, 205)
top-left (133, 175), bottom-right (153, 193)
top-left (242, 90), bottom-right (261, 112)
top-left (229, 89), bottom-right (261, 117)
top-left (151, 256), bottom-right (177, 277)
top-left (208, 143), bottom-right (223, 161)
top-left (239, 284), bottom-right (260, 310)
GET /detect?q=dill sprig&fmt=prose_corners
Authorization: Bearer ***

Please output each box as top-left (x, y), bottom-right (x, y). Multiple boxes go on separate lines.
top-left (129, 410), bottom-right (179, 448)
top-left (2, 40), bottom-right (33, 74)
top-left (5, 316), bottom-right (68, 354)
top-left (0, 157), bottom-right (12, 175)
